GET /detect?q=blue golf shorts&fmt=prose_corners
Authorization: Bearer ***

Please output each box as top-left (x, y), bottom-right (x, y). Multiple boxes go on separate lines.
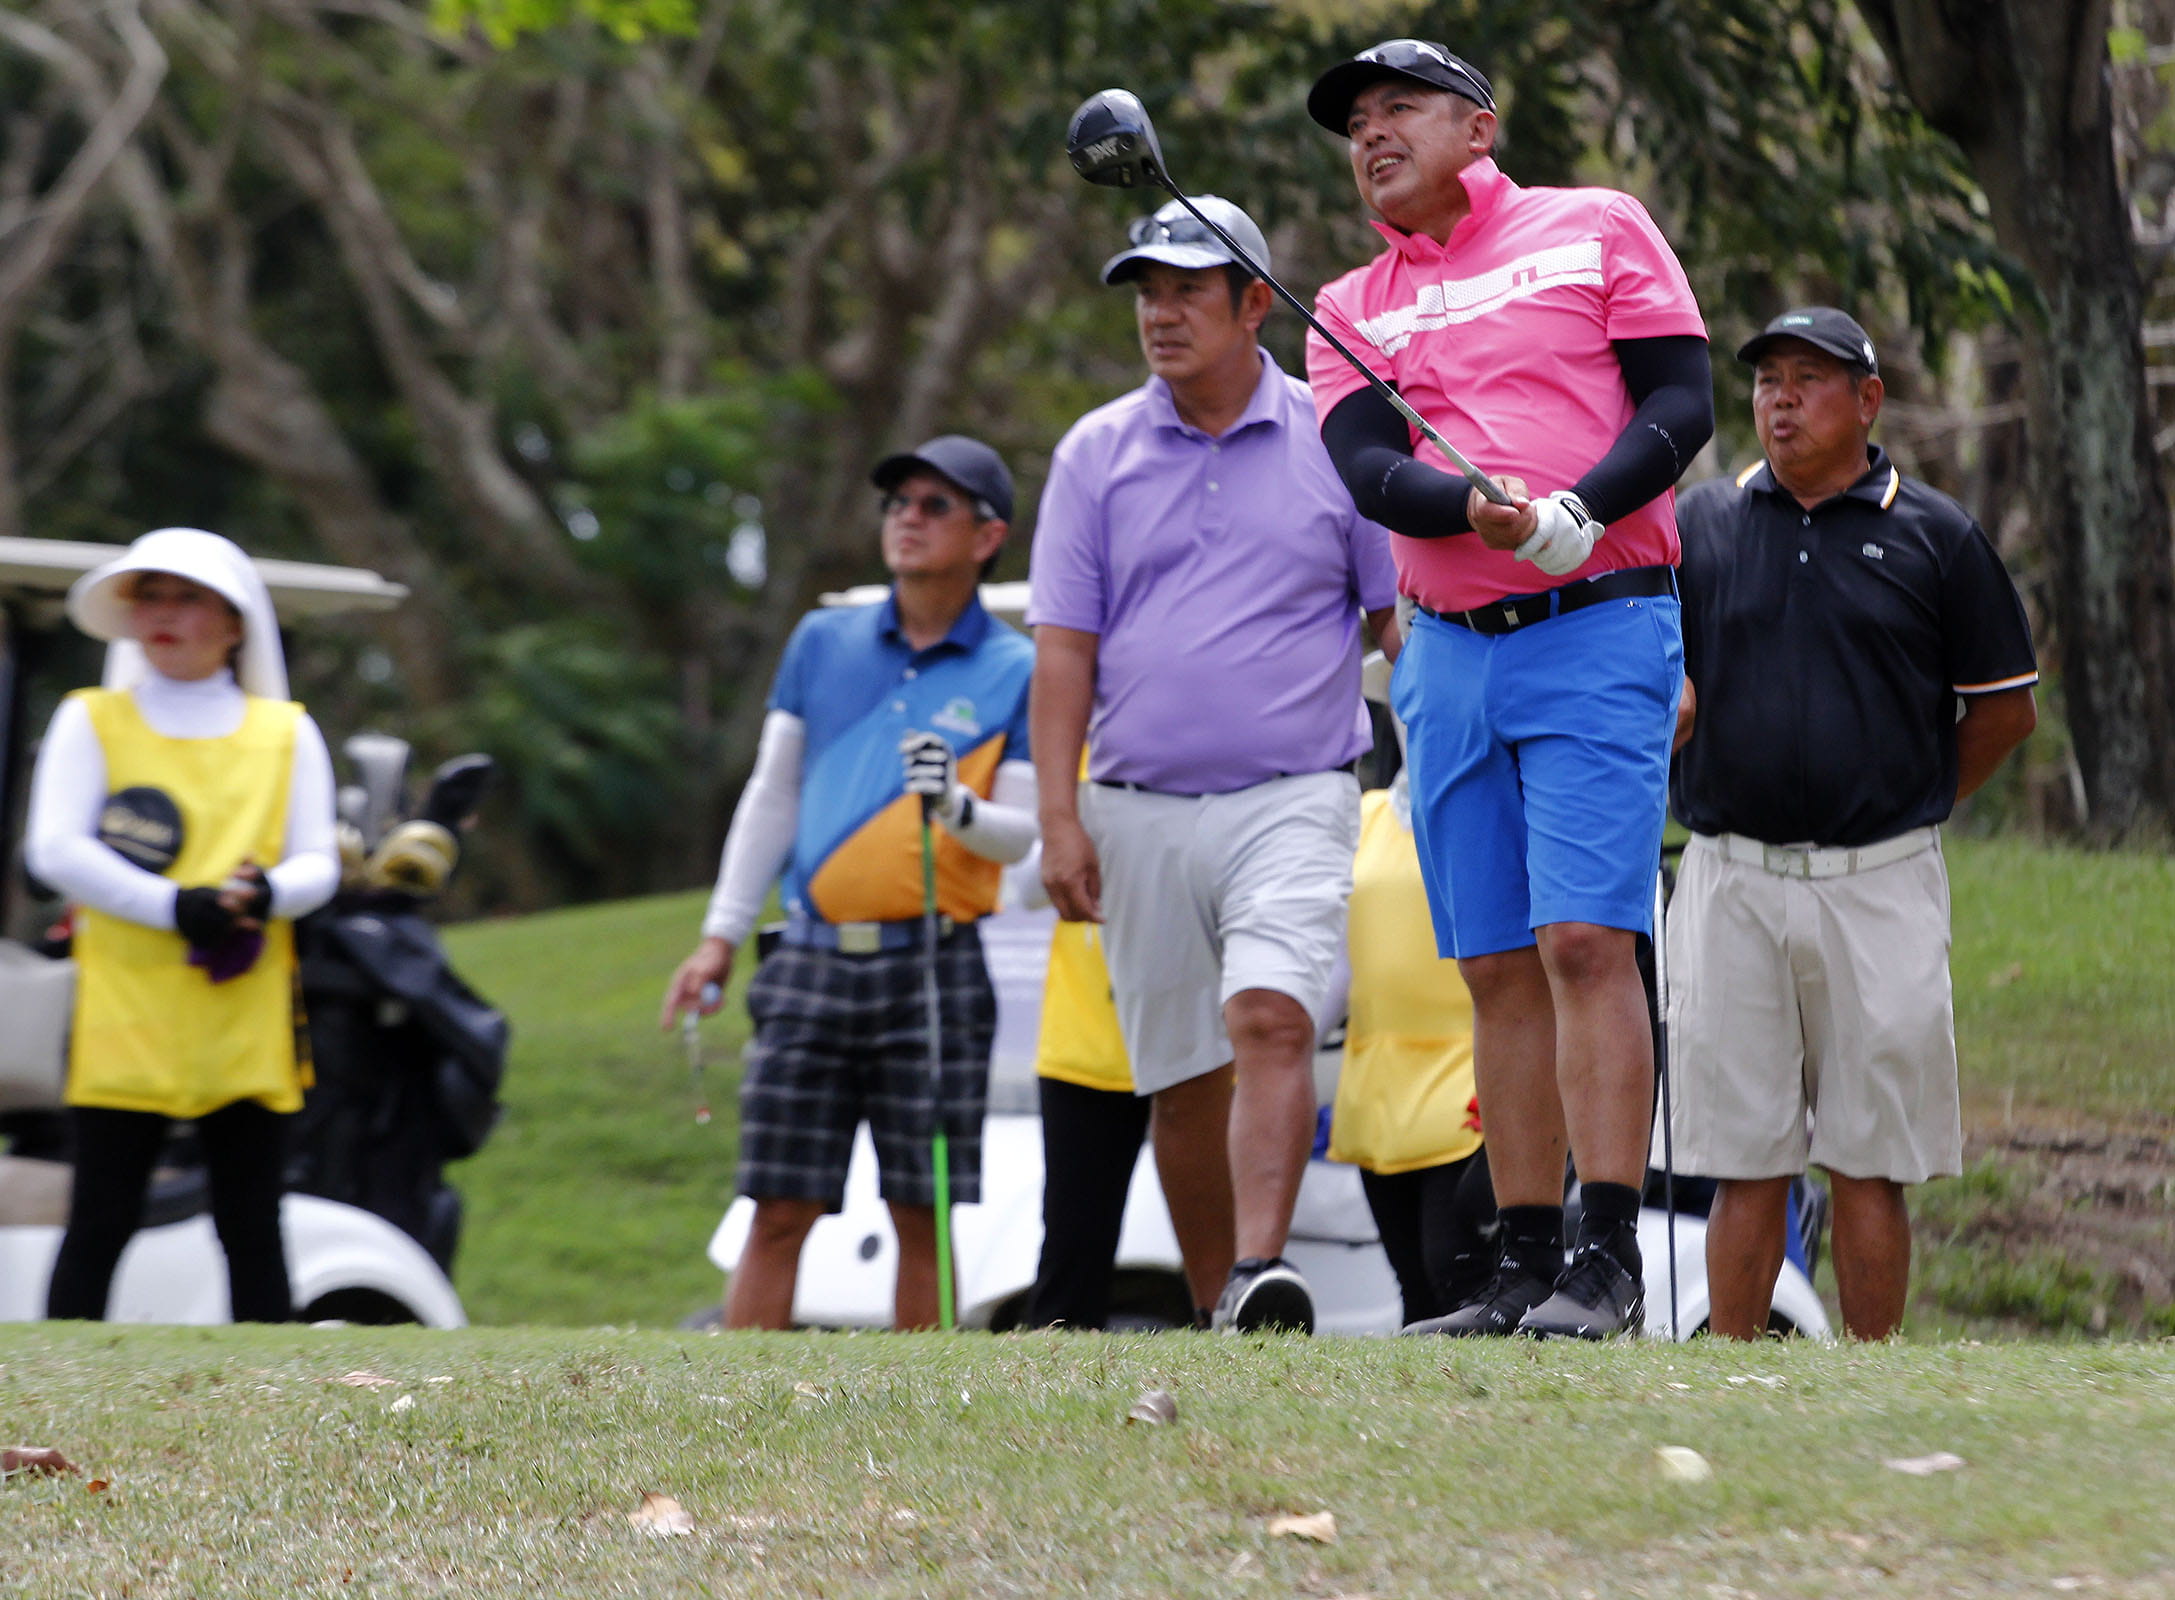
top-left (1390, 591), bottom-right (1683, 958)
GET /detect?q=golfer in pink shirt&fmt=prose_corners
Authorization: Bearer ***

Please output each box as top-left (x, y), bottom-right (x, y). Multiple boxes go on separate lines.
top-left (1305, 40), bottom-right (1713, 1339)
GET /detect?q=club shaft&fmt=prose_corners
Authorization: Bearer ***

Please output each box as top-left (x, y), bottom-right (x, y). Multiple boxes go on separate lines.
top-left (1155, 182), bottom-right (1513, 507)
top-left (920, 799), bottom-right (956, 1332)
top-left (1652, 865), bottom-right (1678, 1341)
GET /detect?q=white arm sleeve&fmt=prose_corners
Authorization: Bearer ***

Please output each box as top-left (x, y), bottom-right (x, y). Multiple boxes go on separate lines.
top-left (266, 713), bottom-right (340, 920)
top-left (1002, 841), bottom-right (1051, 912)
top-left (24, 697), bottom-right (181, 928)
top-left (939, 758), bottom-right (1038, 864)
top-left (699, 709), bottom-right (805, 943)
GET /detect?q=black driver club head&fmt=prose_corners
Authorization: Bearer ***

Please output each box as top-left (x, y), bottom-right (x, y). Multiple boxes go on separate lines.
top-left (1067, 89), bottom-right (1168, 190)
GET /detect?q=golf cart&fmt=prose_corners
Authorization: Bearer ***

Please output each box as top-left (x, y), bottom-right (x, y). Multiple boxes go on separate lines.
top-left (0, 536), bottom-right (474, 1327)
top-left (704, 587), bottom-right (1834, 1339)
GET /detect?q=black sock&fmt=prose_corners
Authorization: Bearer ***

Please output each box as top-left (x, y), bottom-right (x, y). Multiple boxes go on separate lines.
top-left (1575, 1181), bottom-right (1643, 1269)
top-left (1496, 1204), bottom-right (1563, 1274)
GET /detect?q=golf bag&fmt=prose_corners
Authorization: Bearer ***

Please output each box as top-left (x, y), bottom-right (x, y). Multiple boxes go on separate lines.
top-left (284, 742), bottom-right (506, 1273)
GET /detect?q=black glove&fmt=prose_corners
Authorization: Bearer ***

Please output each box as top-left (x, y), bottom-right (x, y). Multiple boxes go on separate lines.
top-left (225, 863), bottom-right (273, 921)
top-left (173, 886), bottom-right (238, 948)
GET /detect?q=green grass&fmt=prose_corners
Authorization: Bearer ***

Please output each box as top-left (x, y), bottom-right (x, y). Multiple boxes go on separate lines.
top-left (438, 837), bottom-right (2175, 1330)
top-left (442, 892), bottom-right (753, 1329)
top-left (1946, 837), bottom-right (2175, 1123)
top-left (3, 1325), bottom-right (2173, 1598)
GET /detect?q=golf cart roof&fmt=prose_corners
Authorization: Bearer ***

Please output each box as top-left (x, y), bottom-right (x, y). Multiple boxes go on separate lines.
top-left (820, 580), bottom-right (1030, 629)
top-left (0, 537), bottom-right (408, 626)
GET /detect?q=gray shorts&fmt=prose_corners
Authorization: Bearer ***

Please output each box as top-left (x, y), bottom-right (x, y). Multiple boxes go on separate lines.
top-left (1664, 830), bottom-right (1961, 1185)
top-left (1081, 770), bottom-right (1358, 1094)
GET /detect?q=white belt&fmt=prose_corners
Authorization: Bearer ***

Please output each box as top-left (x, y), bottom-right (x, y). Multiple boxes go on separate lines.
top-left (1695, 826), bottom-right (1936, 880)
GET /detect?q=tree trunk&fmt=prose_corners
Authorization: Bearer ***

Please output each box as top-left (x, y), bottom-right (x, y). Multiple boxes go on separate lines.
top-left (1859, 0), bottom-right (2175, 835)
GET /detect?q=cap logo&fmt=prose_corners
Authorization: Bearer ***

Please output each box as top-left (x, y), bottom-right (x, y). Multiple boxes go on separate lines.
top-left (1862, 340), bottom-right (1875, 363)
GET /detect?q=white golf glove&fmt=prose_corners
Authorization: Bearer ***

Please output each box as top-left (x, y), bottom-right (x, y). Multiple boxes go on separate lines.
top-left (899, 731), bottom-right (962, 819)
top-left (1513, 489), bottom-right (1605, 577)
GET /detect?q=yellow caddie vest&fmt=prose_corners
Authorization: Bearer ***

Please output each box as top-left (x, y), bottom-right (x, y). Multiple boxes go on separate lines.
top-left (1032, 918), bottom-right (1133, 1094)
top-left (67, 688), bottom-right (309, 1118)
top-left (1328, 787), bottom-right (1482, 1174)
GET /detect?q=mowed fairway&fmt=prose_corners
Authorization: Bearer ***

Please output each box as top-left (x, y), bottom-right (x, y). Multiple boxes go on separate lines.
top-left (2, 1324), bottom-right (2172, 1598)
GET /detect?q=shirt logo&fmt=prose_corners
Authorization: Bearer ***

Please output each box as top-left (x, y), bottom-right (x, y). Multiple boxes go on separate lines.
top-left (1861, 542), bottom-right (1885, 560)
top-left (932, 696), bottom-right (982, 738)
top-left (1356, 241), bottom-right (1604, 355)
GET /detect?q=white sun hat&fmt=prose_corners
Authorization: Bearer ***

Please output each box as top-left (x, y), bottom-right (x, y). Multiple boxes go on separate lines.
top-left (66, 527), bottom-right (290, 699)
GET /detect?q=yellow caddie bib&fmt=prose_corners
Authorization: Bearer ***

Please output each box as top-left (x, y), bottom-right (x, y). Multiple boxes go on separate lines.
top-left (1032, 918), bottom-right (1132, 1093)
top-left (1328, 787), bottom-right (1482, 1174)
top-left (67, 688), bottom-right (309, 1118)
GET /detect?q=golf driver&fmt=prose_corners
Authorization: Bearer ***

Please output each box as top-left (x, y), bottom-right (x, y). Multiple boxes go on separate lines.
top-left (1651, 865), bottom-right (1679, 1341)
top-left (919, 795), bottom-right (956, 1332)
top-left (1066, 88), bottom-right (1513, 508)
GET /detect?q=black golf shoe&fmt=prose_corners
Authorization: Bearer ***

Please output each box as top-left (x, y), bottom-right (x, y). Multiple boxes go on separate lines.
top-left (1518, 1235), bottom-right (1646, 1340)
top-left (1399, 1260), bottom-right (1557, 1337)
top-left (1212, 1257), bottom-right (1315, 1334)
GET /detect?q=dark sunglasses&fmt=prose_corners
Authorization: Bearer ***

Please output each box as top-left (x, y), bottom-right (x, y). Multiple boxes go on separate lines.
top-left (1355, 38), bottom-right (1496, 112)
top-left (881, 490), bottom-right (973, 520)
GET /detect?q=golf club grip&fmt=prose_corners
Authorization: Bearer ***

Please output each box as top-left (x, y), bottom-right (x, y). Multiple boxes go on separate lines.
top-left (1156, 186), bottom-right (1514, 508)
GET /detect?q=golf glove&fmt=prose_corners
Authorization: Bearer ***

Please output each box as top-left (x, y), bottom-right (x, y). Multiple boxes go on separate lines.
top-left (173, 886), bottom-right (238, 948)
top-left (1514, 490), bottom-right (1605, 577)
top-left (899, 731), bottom-right (963, 820)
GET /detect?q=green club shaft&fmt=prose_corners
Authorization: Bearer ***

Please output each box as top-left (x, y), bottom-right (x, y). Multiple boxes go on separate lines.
top-left (920, 799), bottom-right (955, 1332)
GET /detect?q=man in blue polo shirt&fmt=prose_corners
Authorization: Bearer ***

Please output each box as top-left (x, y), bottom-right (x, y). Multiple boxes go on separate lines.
top-left (1668, 308), bottom-right (2037, 1340)
top-left (661, 435), bottom-right (1038, 1330)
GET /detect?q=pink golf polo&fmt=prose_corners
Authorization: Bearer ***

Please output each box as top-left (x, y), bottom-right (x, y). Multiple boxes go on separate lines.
top-left (1308, 156), bottom-right (1706, 613)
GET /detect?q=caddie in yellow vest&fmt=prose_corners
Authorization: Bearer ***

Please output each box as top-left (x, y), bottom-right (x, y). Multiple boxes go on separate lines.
top-left (1329, 772), bottom-right (1498, 1327)
top-left (28, 528), bottom-right (340, 1322)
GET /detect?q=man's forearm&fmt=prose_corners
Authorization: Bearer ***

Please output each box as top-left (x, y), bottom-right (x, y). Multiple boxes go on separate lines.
top-left (1954, 687), bottom-right (2037, 800)
top-left (1030, 626), bottom-right (1097, 823)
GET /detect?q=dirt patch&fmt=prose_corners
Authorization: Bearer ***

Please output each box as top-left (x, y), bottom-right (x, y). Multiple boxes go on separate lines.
top-left (1919, 1114), bottom-right (2175, 1335)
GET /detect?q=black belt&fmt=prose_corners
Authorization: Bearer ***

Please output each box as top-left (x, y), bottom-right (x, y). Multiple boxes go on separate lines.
top-left (1418, 565), bottom-right (1676, 635)
top-left (1092, 758), bottom-right (1358, 798)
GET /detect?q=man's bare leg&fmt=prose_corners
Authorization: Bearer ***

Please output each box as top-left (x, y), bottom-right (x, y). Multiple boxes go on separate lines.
top-left (888, 1202), bottom-right (942, 1330)
top-left (1826, 1170), bottom-right (1911, 1339)
top-left (1457, 946), bottom-right (1564, 1206)
top-left (1534, 921), bottom-right (1653, 1186)
top-left (1223, 987), bottom-right (1316, 1262)
top-left (1706, 1175), bottom-right (1792, 1339)
top-left (724, 1197), bottom-right (825, 1329)
top-left (1151, 1065), bottom-right (1236, 1312)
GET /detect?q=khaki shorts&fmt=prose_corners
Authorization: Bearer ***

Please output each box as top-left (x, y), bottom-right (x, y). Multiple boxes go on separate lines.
top-left (1663, 830), bottom-right (1961, 1185)
top-left (1081, 770), bottom-right (1359, 1095)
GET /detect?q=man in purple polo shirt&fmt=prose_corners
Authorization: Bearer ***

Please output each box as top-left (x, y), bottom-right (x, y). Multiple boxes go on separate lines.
top-left (1028, 195), bottom-right (1399, 1333)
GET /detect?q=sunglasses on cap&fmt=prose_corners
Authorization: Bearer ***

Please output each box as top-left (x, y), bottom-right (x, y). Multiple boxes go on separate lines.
top-left (1355, 38), bottom-right (1496, 111)
top-left (881, 490), bottom-right (988, 521)
top-left (1128, 213), bottom-right (1230, 250)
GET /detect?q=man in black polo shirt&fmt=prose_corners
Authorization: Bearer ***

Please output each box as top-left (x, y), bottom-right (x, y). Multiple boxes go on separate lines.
top-left (1667, 307), bottom-right (2037, 1341)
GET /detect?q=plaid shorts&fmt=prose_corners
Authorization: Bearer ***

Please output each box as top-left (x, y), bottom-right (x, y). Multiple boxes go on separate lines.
top-left (736, 922), bottom-right (996, 1210)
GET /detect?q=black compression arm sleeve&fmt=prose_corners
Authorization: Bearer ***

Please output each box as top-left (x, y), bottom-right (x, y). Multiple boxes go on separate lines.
top-left (1318, 334), bottom-right (1715, 539)
top-left (1320, 387), bottom-right (1475, 539)
top-left (1571, 335), bottom-right (1714, 526)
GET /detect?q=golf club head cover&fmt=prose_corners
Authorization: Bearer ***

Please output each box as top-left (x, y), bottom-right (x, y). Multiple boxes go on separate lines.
top-left (364, 819), bottom-right (459, 896)
top-left (898, 731), bottom-right (960, 819)
top-left (1515, 490), bottom-right (1605, 576)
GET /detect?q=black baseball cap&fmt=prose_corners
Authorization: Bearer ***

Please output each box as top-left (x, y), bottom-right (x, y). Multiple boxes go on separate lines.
top-left (871, 434), bottom-right (1014, 522)
top-left (1307, 39), bottom-right (1496, 133)
top-left (1737, 307), bottom-right (1880, 376)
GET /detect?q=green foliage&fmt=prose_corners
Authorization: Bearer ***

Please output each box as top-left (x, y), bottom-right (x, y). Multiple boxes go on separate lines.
top-left (455, 623), bottom-right (687, 894)
top-left (431, 0), bottom-right (697, 46)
